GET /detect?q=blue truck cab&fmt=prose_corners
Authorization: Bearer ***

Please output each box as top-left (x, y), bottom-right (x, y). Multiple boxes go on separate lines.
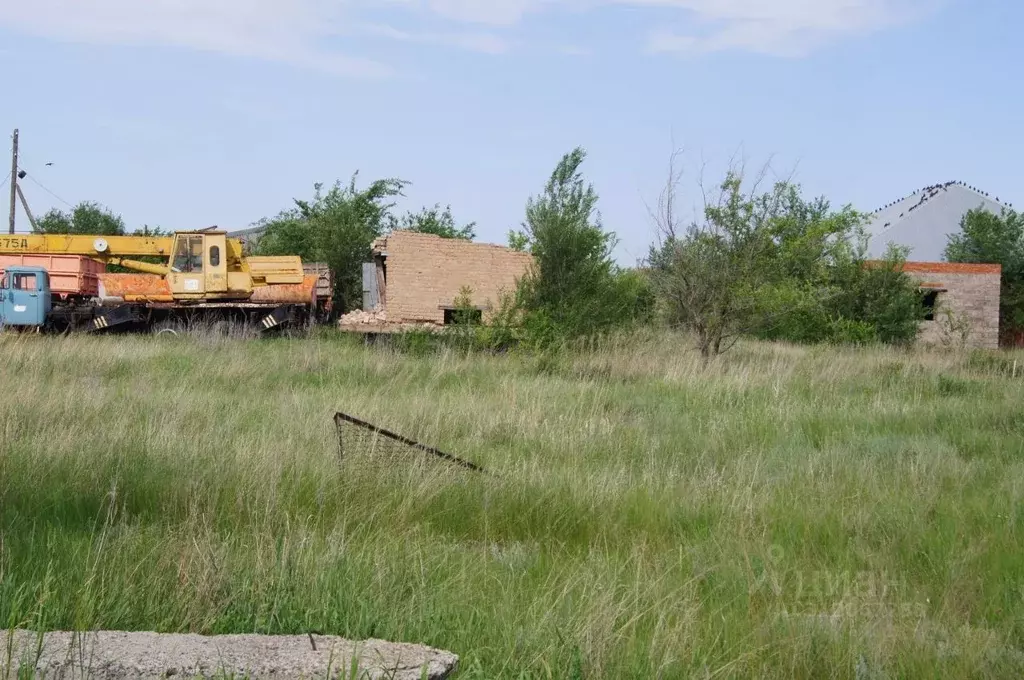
top-left (0, 265), bottom-right (51, 328)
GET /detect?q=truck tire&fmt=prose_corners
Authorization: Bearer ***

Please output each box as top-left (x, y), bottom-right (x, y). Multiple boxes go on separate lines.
top-left (152, 320), bottom-right (183, 336)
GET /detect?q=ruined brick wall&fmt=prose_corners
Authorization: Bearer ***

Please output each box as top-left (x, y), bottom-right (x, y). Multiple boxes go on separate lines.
top-left (900, 263), bottom-right (1001, 350)
top-left (377, 232), bottom-right (534, 325)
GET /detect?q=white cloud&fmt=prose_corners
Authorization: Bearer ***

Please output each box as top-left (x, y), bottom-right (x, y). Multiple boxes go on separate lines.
top-left (355, 22), bottom-right (511, 54)
top-left (0, 0), bottom-right (391, 76)
top-left (0, 0), bottom-right (937, 73)
top-left (639, 0), bottom-right (931, 56)
top-left (412, 0), bottom-right (933, 54)
top-left (413, 0), bottom-right (553, 25)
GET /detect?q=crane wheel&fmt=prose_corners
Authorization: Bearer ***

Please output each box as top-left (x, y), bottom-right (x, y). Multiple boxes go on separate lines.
top-left (152, 321), bottom-right (182, 337)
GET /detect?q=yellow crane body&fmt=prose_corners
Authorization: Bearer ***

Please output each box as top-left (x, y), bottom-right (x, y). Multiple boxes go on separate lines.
top-left (0, 231), bottom-right (304, 301)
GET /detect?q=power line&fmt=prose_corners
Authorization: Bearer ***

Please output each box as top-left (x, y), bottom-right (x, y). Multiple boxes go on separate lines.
top-left (22, 171), bottom-right (74, 208)
top-left (0, 171), bottom-right (10, 191)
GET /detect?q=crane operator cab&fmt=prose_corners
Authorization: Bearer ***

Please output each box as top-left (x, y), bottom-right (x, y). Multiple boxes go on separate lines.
top-left (0, 266), bottom-right (51, 328)
top-left (168, 232), bottom-right (229, 296)
top-left (159, 231), bottom-right (303, 299)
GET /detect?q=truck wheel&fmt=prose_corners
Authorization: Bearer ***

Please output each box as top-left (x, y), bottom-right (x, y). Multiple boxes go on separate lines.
top-left (152, 321), bottom-right (182, 336)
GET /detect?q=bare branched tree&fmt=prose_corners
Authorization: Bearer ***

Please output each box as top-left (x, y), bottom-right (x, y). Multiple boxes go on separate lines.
top-left (647, 148), bottom-right (782, 358)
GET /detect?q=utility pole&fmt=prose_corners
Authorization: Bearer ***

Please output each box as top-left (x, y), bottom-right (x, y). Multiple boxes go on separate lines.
top-left (15, 184), bottom-right (38, 232)
top-left (8, 128), bottom-right (18, 234)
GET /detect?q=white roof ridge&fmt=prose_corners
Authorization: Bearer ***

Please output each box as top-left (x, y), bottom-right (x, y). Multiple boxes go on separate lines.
top-left (870, 181), bottom-right (1013, 216)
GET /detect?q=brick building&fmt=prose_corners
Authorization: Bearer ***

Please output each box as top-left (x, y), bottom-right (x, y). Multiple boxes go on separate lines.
top-left (897, 262), bottom-right (1002, 350)
top-left (364, 232), bottom-right (533, 325)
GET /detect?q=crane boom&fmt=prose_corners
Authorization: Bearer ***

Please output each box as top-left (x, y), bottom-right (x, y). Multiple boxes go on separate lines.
top-left (0, 231), bottom-right (303, 300)
top-left (1, 233), bottom-right (177, 257)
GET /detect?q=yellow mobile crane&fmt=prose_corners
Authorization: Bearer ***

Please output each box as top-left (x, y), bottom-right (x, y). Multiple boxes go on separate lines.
top-left (0, 230), bottom-right (302, 300)
top-left (0, 230), bottom-right (330, 333)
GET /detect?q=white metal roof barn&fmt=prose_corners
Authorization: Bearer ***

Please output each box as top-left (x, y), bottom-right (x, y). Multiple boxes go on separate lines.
top-left (865, 181), bottom-right (1014, 262)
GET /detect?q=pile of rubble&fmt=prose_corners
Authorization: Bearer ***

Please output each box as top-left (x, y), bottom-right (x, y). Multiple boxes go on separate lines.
top-left (338, 309), bottom-right (387, 326)
top-left (338, 309), bottom-right (448, 334)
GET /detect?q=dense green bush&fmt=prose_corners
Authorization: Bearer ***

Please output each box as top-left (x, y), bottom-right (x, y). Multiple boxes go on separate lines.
top-left (945, 207), bottom-right (1024, 343)
top-left (752, 245), bottom-right (924, 346)
top-left (38, 201), bottom-right (126, 235)
top-left (253, 180), bottom-right (477, 314)
top-left (648, 167), bottom-right (924, 354)
top-left (832, 246), bottom-right (925, 345)
top-left (509, 148), bottom-right (653, 348)
top-left (252, 175), bottom-right (407, 313)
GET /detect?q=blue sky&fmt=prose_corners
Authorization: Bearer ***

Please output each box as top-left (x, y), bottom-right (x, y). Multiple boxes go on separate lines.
top-left (1, 0), bottom-right (1021, 264)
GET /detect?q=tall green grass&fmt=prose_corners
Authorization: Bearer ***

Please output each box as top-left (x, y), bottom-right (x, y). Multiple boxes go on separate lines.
top-left (1, 331), bottom-right (1023, 678)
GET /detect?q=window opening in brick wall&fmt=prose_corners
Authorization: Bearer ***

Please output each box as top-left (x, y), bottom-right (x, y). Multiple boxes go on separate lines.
top-left (444, 308), bottom-right (483, 325)
top-left (922, 290), bottom-right (940, 321)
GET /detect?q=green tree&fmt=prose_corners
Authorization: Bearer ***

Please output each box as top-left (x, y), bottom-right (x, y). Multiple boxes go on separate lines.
top-left (37, 202), bottom-right (125, 235)
top-left (512, 147), bottom-right (650, 345)
top-left (399, 204), bottom-right (476, 240)
top-left (507, 230), bottom-right (530, 252)
top-left (252, 174), bottom-right (408, 313)
top-left (647, 170), bottom-right (774, 357)
top-left (37, 204), bottom-right (170, 273)
top-left (750, 193), bottom-right (922, 346)
top-left (830, 244), bottom-right (925, 345)
top-left (648, 154), bottom-right (923, 357)
top-left (945, 207), bottom-right (1024, 343)
top-left (135, 225), bottom-right (168, 236)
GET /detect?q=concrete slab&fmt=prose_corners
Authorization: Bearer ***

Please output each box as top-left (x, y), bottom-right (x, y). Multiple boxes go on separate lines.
top-left (0, 630), bottom-right (458, 679)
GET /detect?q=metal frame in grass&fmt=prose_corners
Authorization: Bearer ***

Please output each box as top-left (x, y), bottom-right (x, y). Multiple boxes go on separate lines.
top-left (333, 411), bottom-right (487, 473)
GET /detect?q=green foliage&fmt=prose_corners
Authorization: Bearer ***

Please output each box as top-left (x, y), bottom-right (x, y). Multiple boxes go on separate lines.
top-left (389, 289), bottom-right (523, 356)
top-left (391, 329), bottom-right (440, 356)
top-left (36, 203), bottom-right (166, 274)
top-left (445, 286), bottom-right (482, 351)
top-left (471, 291), bottom-right (524, 352)
top-left (937, 307), bottom-right (974, 350)
top-left (507, 230), bottom-right (530, 252)
top-left (612, 268), bottom-right (657, 326)
top-left (109, 226), bottom-right (171, 273)
top-left (37, 201), bottom-right (125, 235)
top-left (752, 244), bottom-right (924, 346)
top-left (946, 208), bottom-right (1024, 270)
top-left (512, 148), bottom-right (652, 347)
top-left (451, 286), bottom-right (477, 324)
top-left (649, 169), bottom-right (924, 355)
top-left (836, 245), bottom-right (926, 345)
top-left (648, 172), bottom-right (780, 356)
top-left (945, 207), bottom-right (1024, 342)
top-left (252, 174), bottom-right (408, 313)
top-left (134, 225), bottom-right (168, 237)
top-left (398, 204), bottom-right (476, 240)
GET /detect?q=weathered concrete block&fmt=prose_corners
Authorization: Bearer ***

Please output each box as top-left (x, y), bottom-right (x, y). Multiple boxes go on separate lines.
top-left (0, 630), bottom-right (458, 680)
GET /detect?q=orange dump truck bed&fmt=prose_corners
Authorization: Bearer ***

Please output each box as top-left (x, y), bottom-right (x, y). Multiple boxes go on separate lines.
top-left (0, 254), bottom-right (104, 297)
top-left (98, 273), bottom-right (173, 302)
top-left (95, 273), bottom-right (320, 304)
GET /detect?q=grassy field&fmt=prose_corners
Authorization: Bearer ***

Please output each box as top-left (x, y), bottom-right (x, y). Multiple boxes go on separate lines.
top-left (1, 331), bottom-right (1024, 678)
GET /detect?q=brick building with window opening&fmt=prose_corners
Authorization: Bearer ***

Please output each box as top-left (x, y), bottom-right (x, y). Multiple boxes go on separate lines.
top-left (360, 231), bottom-right (533, 327)
top-left (886, 262), bottom-right (1002, 350)
top-left (864, 182), bottom-right (1010, 349)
